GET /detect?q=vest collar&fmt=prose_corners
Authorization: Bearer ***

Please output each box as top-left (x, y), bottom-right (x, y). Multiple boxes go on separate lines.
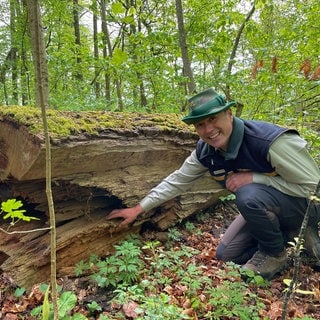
top-left (223, 117), bottom-right (244, 160)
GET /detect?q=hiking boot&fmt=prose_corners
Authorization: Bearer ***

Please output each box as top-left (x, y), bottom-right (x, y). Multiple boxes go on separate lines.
top-left (242, 249), bottom-right (287, 280)
top-left (304, 226), bottom-right (320, 261)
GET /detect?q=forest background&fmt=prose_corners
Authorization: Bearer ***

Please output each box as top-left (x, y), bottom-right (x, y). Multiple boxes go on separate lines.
top-left (0, 0), bottom-right (319, 164)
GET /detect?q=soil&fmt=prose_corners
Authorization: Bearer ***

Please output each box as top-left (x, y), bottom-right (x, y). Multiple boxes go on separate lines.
top-left (1, 201), bottom-right (320, 320)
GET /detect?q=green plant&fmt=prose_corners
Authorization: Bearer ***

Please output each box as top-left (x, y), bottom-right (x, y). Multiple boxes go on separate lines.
top-left (75, 254), bottom-right (100, 276)
top-left (0, 199), bottom-right (39, 226)
top-left (135, 293), bottom-right (191, 320)
top-left (86, 234), bottom-right (277, 319)
top-left (205, 279), bottom-right (265, 319)
top-left (87, 300), bottom-right (102, 313)
top-left (143, 241), bottom-right (172, 274)
top-left (201, 264), bottom-right (268, 319)
top-left (114, 283), bottom-right (146, 304)
top-left (219, 193), bottom-right (236, 202)
top-left (167, 227), bottom-right (183, 241)
top-left (194, 211), bottom-right (209, 222)
top-left (114, 285), bottom-right (190, 320)
top-left (91, 240), bottom-right (143, 288)
top-left (184, 221), bottom-right (195, 232)
top-left (14, 287), bottom-right (26, 298)
top-left (31, 289), bottom-right (87, 319)
top-left (184, 221), bottom-right (202, 235)
top-left (225, 262), bottom-right (268, 286)
top-left (74, 260), bottom-right (90, 277)
top-left (176, 262), bottom-right (210, 295)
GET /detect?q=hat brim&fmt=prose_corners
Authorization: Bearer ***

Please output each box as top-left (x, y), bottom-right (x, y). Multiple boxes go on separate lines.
top-left (182, 101), bottom-right (236, 125)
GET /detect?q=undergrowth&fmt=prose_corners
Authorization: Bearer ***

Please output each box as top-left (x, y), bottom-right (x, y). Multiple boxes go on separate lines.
top-left (28, 218), bottom-right (318, 319)
top-left (71, 232), bottom-right (269, 319)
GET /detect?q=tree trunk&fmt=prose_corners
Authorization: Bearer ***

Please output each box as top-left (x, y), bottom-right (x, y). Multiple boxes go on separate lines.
top-left (175, 0), bottom-right (196, 100)
top-left (0, 108), bottom-right (227, 288)
top-left (72, 0), bottom-right (83, 81)
top-left (92, 0), bottom-right (100, 99)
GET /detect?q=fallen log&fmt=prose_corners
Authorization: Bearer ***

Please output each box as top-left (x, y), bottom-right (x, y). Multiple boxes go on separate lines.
top-left (0, 106), bottom-right (227, 288)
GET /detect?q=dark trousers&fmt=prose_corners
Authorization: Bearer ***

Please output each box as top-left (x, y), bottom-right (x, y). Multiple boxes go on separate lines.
top-left (216, 183), bottom-right (319, 264)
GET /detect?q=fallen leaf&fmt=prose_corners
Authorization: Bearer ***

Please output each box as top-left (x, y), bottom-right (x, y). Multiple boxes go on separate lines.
top-left (122, 301), bottom-right (139, 318)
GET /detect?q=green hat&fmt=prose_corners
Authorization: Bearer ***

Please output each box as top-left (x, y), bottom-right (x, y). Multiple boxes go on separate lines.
top-left (182, 87), bottom-right (236, 125)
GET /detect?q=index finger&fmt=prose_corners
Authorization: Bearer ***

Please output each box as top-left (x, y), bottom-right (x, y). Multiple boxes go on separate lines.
top-left (106, 209), bottom-right (122, 219)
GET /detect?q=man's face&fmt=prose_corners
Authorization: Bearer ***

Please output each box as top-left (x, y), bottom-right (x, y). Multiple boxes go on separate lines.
top-left (193, 109), bottom-right (233, 151)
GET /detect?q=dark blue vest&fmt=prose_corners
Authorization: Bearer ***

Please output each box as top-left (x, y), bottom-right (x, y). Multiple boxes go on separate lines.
top-left (196, 118), bottom-right (298, 187)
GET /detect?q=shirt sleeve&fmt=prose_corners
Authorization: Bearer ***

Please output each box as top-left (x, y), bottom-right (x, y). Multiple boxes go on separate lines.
top-left (140, 150), bottom-right (208, 212)
top-left (253, 132), bottom-right (320, 198)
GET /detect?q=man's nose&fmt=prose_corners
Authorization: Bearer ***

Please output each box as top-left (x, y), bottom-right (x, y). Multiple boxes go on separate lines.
top-left (204, 122), bottom-right (213, 134)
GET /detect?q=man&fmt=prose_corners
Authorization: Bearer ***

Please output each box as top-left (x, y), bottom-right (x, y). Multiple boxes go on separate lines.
top-left (107, 87), bottom-right (320, 280)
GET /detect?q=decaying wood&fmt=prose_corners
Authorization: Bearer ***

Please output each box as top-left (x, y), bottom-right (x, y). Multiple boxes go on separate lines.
top-left (0, 107), bottom-right (227, 288)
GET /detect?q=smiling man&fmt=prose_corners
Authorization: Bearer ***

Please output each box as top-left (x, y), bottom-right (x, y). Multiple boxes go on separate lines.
top-left (107, 87), bottom-right (320, 280)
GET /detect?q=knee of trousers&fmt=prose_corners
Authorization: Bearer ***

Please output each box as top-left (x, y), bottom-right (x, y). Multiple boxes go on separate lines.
top-left (235, 184), bottom-right (274, 214)
top-left (216, 243), bottom-right (225, 261)
top-left (234, 184), bottom-right (281, 229)
top-left (216, 242), bottom-right (242, 262)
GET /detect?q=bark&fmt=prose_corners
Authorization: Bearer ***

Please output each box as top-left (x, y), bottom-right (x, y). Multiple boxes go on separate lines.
top-left (175, 0), bottom-right (196, 100)
top-left (72, 0), bottom-right (83, 81)
top-left (0, 109), bottom-right (227, 288)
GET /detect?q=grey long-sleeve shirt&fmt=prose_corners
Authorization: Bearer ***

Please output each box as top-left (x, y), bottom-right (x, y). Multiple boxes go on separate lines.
top-left (140, 132), bottom-right (320, 213)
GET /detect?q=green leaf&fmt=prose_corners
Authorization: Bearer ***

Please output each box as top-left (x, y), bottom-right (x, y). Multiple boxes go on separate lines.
top-left (111, 48), bottom-right (128, 65)
top-left (14, 287), bottom-right (26, 298)
top-left (58, 291), bottom-right (77, 318)
top-left (21, 215), bottom-right (40, 222)
top-left (1, 198), bottom-right (39, 223)
top-left (69, 314), bottom-right (88, 320)
top-left (42, 285), bottom-right (50, 320)
top-left (128, 7), bottom-right (136, 16)
top-left (1, 199), bottom-right (24, 213)
top-left (296, 289), bottom-right (315, 295)
top-left (283, 278), bottom-right (293, 286)
top-left (122, 16), bottom-right (135, 25)
top-left (87, 301), bottom-right (102, 312)
top-left (39, 283), bottom-right (50, 293)
top-left (111, 2), bottom-right (125, 15)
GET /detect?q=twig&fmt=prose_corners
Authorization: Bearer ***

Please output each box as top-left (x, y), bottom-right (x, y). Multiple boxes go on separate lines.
top-left (0, 226), bottom-right (51, 234)
top-left (281, 180), bottom-right (320, 320)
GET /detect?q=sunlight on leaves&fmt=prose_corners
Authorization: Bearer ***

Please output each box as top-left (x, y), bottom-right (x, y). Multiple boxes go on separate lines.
top-left (283, 278), bottom-right (315, 295)
top-left (0, 198), bottom-right (39, 225)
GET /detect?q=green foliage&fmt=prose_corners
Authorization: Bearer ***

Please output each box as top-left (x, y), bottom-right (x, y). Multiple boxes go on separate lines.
top-left (89, 239), bottom-right (143, 288)
top-left (14, 287), bottom-right (26, 298)
top-left (42, 285), bottom-right (50, 320)
top-left (114, 286), bottom-right (190, 320)
top-left (184, 221), bottom-right (202, 235)
top-left (78, 237), bottom-right (268, 319)
top-left (219, 193), bottom-right (236, 202)
top-left (167, 227), bottom-right (183, 241)
top-left (134, 293), bottom-right (190, 320)
top-left (0, 199), bottom-right (39, 225)
top-left (205, 279), bottom-right (265, 319)
top-left (240, 268), bottom-right (269, 286)
top-left (1, 0), bottom-right (319, 130)
top-left (31, 289), bottom-right (87, 320)
top-left (86, 300), bottom-right (102, 313)
top-left (204, 264), bottom-right (266, 319)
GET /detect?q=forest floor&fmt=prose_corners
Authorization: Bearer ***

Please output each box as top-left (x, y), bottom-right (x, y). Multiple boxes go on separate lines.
top-left (1, 201), bottom-right (320, 319)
